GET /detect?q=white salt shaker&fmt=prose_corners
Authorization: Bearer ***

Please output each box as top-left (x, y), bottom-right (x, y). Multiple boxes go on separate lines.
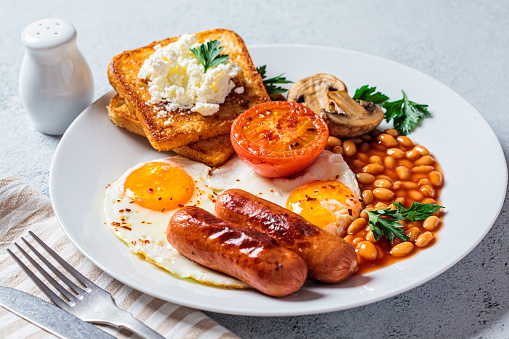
top-left (19, 18), bottom-right (94, 135)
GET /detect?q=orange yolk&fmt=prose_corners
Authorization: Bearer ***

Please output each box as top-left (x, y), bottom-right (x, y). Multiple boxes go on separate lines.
top-left (286, 180), bottom-right (362, 232)
top-left (124, 162), bottom-right (194, 212)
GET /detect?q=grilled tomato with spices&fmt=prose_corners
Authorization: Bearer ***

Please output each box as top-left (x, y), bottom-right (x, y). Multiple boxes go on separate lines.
top-left (231, 101), bottom-right (329, 178)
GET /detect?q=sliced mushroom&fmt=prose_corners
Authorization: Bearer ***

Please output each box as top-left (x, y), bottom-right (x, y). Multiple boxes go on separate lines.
top-left (288, 74), bottom-right (384, 138)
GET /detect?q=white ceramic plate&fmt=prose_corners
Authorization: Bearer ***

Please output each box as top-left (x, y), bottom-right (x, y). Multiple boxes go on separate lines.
top-left (50, 45), bottom-right (507, 316)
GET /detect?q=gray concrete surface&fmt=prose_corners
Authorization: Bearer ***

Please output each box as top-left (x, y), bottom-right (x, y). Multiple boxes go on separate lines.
top-left (1, 0), bottom-right (508, 337)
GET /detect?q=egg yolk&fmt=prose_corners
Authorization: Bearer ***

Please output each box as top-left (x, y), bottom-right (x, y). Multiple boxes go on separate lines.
top-left (124, 162), bottom-right (194, 212)
top-left (286, 180), bottom-right (362, 232)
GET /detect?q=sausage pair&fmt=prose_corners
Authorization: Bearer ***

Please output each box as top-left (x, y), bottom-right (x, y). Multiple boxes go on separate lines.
top-left (167, 189), bottom-right (358, 297)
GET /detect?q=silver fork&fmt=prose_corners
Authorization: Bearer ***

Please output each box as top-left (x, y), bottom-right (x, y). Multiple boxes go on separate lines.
top-left (7, 231), bottom-right (164, 339)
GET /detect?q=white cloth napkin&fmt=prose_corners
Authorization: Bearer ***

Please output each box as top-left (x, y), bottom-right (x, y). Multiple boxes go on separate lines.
top-left (0, 176), bottom-right (238, 339)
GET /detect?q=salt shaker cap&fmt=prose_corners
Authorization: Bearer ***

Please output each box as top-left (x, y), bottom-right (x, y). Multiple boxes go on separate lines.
top-left (21, 18), bottom-right (76, 50)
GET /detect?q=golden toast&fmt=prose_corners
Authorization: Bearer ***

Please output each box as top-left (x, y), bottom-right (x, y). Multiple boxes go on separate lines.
top-left (108, 29), bottom-right (270, 151)
top-left (107, 94), bottom-right (235, 167)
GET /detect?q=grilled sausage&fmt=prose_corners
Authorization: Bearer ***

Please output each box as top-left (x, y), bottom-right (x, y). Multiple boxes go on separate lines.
top-left (167, 206), bottom-right (308, 297)
top-left (215, 189), bottom-right (358, 283)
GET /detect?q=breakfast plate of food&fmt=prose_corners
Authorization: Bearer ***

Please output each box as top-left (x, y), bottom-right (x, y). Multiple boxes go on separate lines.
top-left (49, 29), bottom-right (507, 316)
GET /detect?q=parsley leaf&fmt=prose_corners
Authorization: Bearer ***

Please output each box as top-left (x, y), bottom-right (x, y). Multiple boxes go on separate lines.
top-left (383, 91), bottom-right (431, 136)
top-left (394, 202), bottom-right (445, 222)
top-left (364, 202), bottom-right (444, 242)
top-left (256, 65), bottom-right (292, 99)
top-left (352, 85), bottom-right (389, 105)
top-left (190, 40), bottom-right (229, 73)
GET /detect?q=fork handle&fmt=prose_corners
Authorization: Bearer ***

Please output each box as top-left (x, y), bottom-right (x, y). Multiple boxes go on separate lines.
top-left (108, 310), bottom-right (164, 339)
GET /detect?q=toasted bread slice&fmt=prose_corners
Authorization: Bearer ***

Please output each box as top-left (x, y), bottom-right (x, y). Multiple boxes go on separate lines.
top-left (107, 94), bottom-right (235, 167)
top-left (108, 29), bottom-right (270, 151)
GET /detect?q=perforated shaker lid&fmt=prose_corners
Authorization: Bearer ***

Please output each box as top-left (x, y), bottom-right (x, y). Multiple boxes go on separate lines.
top-left (21, 18), bottom-right (76, 49)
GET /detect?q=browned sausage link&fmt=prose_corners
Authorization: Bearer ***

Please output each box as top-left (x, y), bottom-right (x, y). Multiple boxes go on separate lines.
top-left (167, 206), bottom-right (308, 297)
top-left (215, 189), bottom-right (358, 283)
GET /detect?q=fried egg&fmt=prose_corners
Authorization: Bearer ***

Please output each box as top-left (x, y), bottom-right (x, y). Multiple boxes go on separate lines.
top-left (209, 151), bottom-right (362, 236)
top-left (103, 156), bottom-right (247, 288)
top-left (104, 151), bottom-right (361, 287)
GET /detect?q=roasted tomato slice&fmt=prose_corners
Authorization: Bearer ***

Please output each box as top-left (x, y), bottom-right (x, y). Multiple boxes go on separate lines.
top-left (231, 101), bottom-right (329, 178)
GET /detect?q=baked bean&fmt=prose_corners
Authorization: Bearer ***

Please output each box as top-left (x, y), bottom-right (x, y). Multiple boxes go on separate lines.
top-left (365, 204), bottom-right (374, 210)
top-left (374, 202), bottom-right (389, 210)
top-left (352, 159), bottom-right (365, 167)
top-left (371, 129), bottom-right (383, 137)
top-left (327, 136), bottom-right (341, 148)
top-left (406, 221), bottom-right (420, 229)
top-left (392, 181), bottom-right (402, 190)
top-left (362, 190), bottom-right (374, 205)
top-left (376, 245), bottom-right (384, 259)
top-left (374, 179), bottom-right (391, 188)
top-left (397, 135), bottom-right (414, 147)
top-left (356, 253), bottom-right (364, 265)
top-left (405, 149), bottom-right (420, 160)
top-left (423, 216), bottom-right (440, 231)
top-left (387, 148), bottom-right (405, 159)
top-left (332, 145), bottom-right (344, 155)
top-left (415, 155), bottom-right (434, 166)
top-left (408, 190), bottom-right (424, 201)
top-left (391, 237), bottom-right (403, 247)
top-left (420, 185), bottom-right (435, 198)
top-left (394, 197), bottom-right (406, 205)
top-left (347, 218), bottom-right (367, 234)
top-left (344, 235), bottom-right (355, 245)
top-left (366, 231), bottom-right (377, 243)
top-left (358, 241), bottom-right (378, 260)
top-left (406, 227), bottom-right (421, 242)
top-left (357, 173), bottom-right (376, 184)
top-left (395, 190), bottom-right (407, 198)
top-left (351, 137), bottom-right (363, 144)
top-left (396, 166), bottom-right (411, 180)
top-left (429, 171), bottom-right (443, 187)
top-left (402, 181), bottom-right (418, 189)
top-left (362, 163), bottom-right (385, 174)
top-left (343, 140), bottom-right (357, 156)
top-left (357, 152), bottom-right (369, 162)
top-left (376, 174), bottom-right (393, 181)
top-left (373, 188), bottom-right (395, 201)
top-left (362, 134), bottom-right (373, 141)
top-left (360, 210), bottom-right (369, 221)
top-left (398, 159), bottom-right (413, 168)
top-left (359, 142), bottom-right (370, 152)
top-left (413, 165), bottom-right (434, 173)
top-left (422, 198), bottom-right (437, 205)
top-left (384, 156), bottom-right (396, 168)
top-left (353, 237), bottom-right (365, 245)
top-left (418, 178), bottom-right (432, 186)
top-left (384, 128), bottom-right (399, 137)
top-left (414, 145), bottom-right (429, 156)
top-left (390, 242), bottom-right (414, 257)
top-left (412, 173), bottom-right (428, 181)
top-left (378, 134), bottom-right (398, 147)
top-left (369, 155), bottom-right (383, 165)
top-left (416, 232), bottom-right (434, 247)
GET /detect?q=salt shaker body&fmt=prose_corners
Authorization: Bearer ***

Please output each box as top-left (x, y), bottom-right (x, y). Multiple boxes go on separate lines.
top-left (20, 18), bottom-right (94, 135)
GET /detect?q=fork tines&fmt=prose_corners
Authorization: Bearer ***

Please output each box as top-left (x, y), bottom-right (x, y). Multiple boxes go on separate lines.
top-left (7, 231), bottom-right (94, 309)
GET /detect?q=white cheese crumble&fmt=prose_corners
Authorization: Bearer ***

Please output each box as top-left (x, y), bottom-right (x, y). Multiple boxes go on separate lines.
top-left (138, 33), bottom-right (241, 116)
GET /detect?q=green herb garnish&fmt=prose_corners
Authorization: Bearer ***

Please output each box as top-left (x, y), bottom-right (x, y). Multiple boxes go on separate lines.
top-left (256, 65), bottom-right (292, 99)
top-left (352, 85), bottom-right (389, 105)
top-left (365, 202), bottom-right (444, 242)
top-left (383, 91), bottom-right (431, 136)
top-left (190, 40), bottom-right (229, 73)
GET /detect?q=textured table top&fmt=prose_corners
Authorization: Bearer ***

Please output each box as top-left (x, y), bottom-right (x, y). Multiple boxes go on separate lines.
top-left (1, 0), bottom-right (508, 337)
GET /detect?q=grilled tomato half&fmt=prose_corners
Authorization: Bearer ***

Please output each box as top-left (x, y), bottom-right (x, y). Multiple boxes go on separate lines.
top-left (231, 101), bottom-right (329, 178)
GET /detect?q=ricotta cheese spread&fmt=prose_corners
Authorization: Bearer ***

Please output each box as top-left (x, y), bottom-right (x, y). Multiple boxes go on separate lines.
top-left (138, 33), bottom-right (241, 116)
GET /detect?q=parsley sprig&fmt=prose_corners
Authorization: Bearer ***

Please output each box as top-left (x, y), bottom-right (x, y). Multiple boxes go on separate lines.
top-left (353, 85), bottom-right (389, 105)
top-left (383, 91), bottom-right (431, 136)
top-left (365, 202), bottom-right (444, 242)
top-left (353, 85), bottom-right (430, 136)
top-left (190, 40), bottom-right (229, 73)
top-left (256, 65), bottom-right (292, 99)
